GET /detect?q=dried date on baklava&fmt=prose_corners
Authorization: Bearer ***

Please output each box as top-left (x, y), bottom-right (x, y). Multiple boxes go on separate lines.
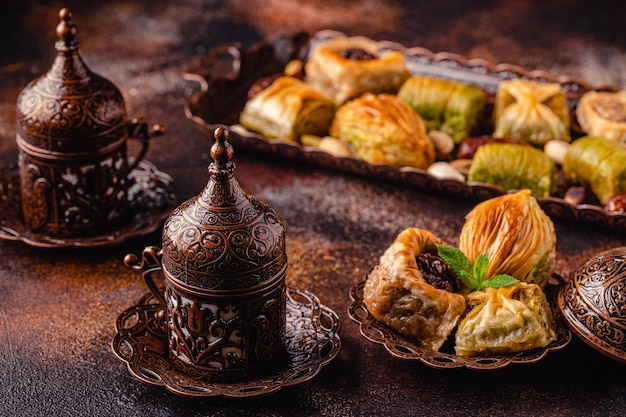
top-left (363, 228), bottom-right (466, 351)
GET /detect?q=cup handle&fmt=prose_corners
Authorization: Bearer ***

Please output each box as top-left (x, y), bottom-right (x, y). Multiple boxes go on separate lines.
top-left (125, 118), bottom-right (166, 173)
top-left (123, 245), bottom-right (167, 309)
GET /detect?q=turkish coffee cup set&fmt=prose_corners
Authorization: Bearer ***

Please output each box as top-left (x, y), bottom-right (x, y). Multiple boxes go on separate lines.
top-left (4, 8), bottom-right (341, 395)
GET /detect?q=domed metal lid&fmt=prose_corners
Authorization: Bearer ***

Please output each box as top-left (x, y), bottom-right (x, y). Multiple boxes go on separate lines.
top-left (16, 8), bottom-right (127, 154)
top-left (558, 246), bottom-right (626, 364)
top-left (161, 127), bottom-right (287, 292)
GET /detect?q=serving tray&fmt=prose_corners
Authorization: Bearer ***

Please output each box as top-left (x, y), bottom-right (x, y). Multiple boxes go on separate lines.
top-left (184, 29), bottom-right (625, 232)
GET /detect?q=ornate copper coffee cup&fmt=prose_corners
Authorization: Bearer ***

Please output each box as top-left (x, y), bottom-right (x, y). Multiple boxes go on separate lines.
top-left (125, 127), bottom-right (287, 382)
top-left (16, 8), bottom-right (161, 237)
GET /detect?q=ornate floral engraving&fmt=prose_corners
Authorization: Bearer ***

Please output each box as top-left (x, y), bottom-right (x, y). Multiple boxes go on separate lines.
top-left (166, 283), bottom-right (286, 380)
top-left (17, 155), bottom-right (50, 230)
top-left (161, 129), bottom-right (287, 291)
top-left (13, 9), bottom-right (140, 237)
top-left (17, 146), bottom-right (128, 234)
top-left (568, 254), bottom-right (626, 349)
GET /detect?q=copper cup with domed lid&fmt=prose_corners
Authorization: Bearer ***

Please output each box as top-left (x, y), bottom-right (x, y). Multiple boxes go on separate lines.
top-left (16, 8), bottom-right (162, 237)
top-left (125, 127), bottom-right (288, 382)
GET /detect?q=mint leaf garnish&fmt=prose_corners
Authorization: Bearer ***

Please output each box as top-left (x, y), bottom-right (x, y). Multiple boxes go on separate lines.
top-left (436, 244), bottom-right (519, 291)
top-left (473, 252), bottom-right (489, 284)
top-left (436, 244), bottom-right (475, 288)
top-left (479, 274), bottom-right (520, 290)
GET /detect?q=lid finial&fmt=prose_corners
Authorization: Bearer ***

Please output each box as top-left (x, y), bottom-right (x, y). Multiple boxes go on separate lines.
top-left (56, 8), bottom-right (78, 48)
top-left (210, 126), bottom-right (234, 169)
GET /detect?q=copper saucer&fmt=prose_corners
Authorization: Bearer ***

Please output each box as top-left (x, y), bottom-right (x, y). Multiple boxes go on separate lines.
top-left (112, 287), bottom-right (341, 398)
top-left (0, 160), bottom-right (176, 248)
top-left (348, 279), bottom-right (571, 370)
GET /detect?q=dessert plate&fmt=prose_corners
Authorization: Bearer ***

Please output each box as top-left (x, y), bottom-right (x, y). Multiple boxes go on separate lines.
top-left (112, 287), bottom-right (341, 398)
top-left (348, 278), bottom-right (571, 370)
top-left (0, 160), bottom-right (176, 248)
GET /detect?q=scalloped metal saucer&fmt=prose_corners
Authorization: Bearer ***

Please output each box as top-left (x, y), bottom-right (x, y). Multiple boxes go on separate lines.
top-left (0, 160), bottom-right (176, 248)
top-left (112, 287), bottom-right (341, 398)
top-left (348, 278), bottom-right (571, 370)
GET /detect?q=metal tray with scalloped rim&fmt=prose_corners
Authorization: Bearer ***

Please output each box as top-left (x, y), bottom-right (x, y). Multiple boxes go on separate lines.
top-left (184, 29), bottom-right (625, 232)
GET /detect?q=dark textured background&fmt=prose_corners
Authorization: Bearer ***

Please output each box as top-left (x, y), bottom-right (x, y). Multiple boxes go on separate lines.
top-left (0, 1), bottom-right (625, 416)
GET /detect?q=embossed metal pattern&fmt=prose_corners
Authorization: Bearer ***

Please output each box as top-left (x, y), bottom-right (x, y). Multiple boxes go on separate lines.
top-left (17, 143), bottom-right (129, 234)
top-left (348, 280), bottom-right (571, 370)
top-left (558, 247), bottom-right (626, 364)
top-left (14, 9), bottom-right (157, 237)
top-left (16, 59), bottom-right (127, 153)
top-left (161, 128), bottom-right (287, 291)
top-left (140, 128), bottom-right (291, 382)
top-left (184, 30), bottom-right (626, 232)
top-left (16, 8), bottom-right (127, 153)
top-left (164, 280), bottom-right (287, 381)
top-left (0, 160), bottom-right (176, 248)
top-left (112, 287), bottom-right (341, 398)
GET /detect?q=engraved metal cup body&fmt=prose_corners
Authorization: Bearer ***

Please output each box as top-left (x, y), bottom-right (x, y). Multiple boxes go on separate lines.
top-left (126, 128), bottom-right (288, 382)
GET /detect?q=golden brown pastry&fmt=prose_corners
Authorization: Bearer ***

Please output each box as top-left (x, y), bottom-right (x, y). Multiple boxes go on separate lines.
top-left (239, 76), bottom-right (336, 142)
top-left (467, 142), bottom-right (557, 197)
top-left (398, 75), bottom-right (486, 143)
top-left (562, 135), bottom-right (626, 205)
top-left (363, 228), bottom-right (466, 351)
top-left (329, 93), bottom-right (436, 169)
top-left (304, 36), bottom-right (411, 105)
top-left (493, 79), bottom-right (570, 147)
top-left (576, 90), bottom-right (626, 144)
top-left (455, 282), bottom-right (556, 356)
top-left (458, 189), bottom-right (556, 289)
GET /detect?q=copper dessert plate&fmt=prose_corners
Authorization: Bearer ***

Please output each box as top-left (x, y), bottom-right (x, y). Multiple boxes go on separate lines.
top-left (0, 160), bottom-right (176, 248)
top-left (112, 287), bottom-right (342, 398)
top-left (348, 278), bottom-right (571, 370)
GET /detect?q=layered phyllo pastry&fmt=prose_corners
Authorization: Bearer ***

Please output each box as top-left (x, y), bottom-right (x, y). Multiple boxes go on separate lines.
top-left (493, 79), bottom-right (570, 147)
top-left (239, 76), bottom-right (337, 142)
top-left (363, 190), bottom-right (557, 355)
top-left (304, 36), bottom-right (411, 105)
top-left (398, 75), bottom-right (486, 143)
top-left (576, 90), bottom-right (626, 144)
top-left (562, 135), bottom-right (626, 205)
top-left (363, 227), bottom-right (466, 351)
top-left (329, 93), bottom-right (435, 169)
top-left (467, 142), bottom-right (557, 197)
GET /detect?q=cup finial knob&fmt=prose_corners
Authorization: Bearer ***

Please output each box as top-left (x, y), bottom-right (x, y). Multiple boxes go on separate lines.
top-left (56, 8), bottom-right (78, 48)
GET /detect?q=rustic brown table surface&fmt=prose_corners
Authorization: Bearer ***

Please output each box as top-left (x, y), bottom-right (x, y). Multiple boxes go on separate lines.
top-left (1, 1), bottom-right (625, 416)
